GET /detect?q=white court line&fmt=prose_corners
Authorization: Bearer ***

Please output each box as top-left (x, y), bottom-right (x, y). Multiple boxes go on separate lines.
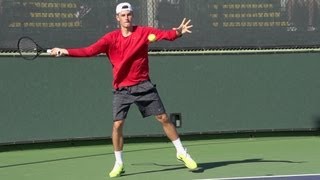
top-left (193, 173), bottom-right (320, 180)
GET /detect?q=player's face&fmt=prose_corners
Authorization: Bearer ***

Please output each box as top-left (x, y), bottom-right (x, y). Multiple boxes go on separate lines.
top-left (116, 11), bottom-right (133, 28)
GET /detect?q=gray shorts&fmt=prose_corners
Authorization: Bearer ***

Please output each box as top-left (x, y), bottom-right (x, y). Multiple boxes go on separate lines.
top-left (112, 80), bottom-right (166, 120)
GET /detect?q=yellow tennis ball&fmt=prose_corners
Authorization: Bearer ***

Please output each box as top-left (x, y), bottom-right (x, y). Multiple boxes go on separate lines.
top-left (148, 34), bottom-right (157, 42)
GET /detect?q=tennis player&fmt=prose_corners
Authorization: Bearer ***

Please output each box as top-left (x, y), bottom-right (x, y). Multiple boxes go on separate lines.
top-left (50, 2), bottom-right (197, 178)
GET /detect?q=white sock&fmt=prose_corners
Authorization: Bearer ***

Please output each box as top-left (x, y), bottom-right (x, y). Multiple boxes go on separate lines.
top-left (114, 151), bottom-right (123, 165)
top-left (172, 138), bottom-right (186, 154)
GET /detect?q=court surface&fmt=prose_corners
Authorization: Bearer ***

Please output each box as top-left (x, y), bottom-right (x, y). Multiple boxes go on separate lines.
top-left (0, 134), bottom-right (319, 180)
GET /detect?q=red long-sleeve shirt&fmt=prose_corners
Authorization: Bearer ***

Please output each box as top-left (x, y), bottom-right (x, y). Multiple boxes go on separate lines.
top-left (67, 26), bottom-right (179, 89)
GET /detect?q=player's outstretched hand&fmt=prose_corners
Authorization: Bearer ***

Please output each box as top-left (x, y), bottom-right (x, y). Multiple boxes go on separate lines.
top-left (173, 18), bottom-right (193, 36)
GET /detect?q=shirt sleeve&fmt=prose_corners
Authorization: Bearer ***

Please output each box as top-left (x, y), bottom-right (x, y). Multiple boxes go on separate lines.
top-left (158, 29), bottom-right (179, 41)
top-left (148, 27), bottom-right (179, 41)
top-left (67, 35), bottom-right (109, 57)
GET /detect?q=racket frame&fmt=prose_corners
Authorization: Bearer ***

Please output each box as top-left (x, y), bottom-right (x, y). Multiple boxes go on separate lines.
top-left (17, 36), bottom-right (49, 60)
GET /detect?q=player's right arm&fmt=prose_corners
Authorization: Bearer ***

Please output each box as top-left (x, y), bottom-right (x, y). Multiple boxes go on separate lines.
top-left (50, 34), bottom-right (110, 57)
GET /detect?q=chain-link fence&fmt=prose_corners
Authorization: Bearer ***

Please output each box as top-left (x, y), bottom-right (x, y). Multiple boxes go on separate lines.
top-left (0, 0), bottom-right (320, 52)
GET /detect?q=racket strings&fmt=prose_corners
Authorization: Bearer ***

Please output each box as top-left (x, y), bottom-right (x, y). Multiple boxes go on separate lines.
top-left (18, 38), bottom-right (39, 60)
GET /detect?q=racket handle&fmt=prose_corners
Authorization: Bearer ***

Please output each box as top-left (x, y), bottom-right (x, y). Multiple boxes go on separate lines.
top-left (46, 49), bottom-right (52, 53)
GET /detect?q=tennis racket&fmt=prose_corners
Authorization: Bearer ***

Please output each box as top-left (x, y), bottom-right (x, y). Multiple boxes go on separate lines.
top-left (17, 36), bottom-right (55, 60)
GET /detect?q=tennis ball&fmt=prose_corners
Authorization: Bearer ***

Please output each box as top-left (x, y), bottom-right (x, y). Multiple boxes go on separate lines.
top-left (148, 34), bottom-right (157, 42)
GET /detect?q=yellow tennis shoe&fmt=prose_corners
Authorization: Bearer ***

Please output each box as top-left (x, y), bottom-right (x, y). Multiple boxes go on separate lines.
top-left (109, 163), bottom-right (125, 178)
top-left (177, 150), bottom-right (198, 170)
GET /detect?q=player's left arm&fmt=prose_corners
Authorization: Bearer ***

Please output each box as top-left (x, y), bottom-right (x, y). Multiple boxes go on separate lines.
top-left (146, 18), bottom-right (193, 42)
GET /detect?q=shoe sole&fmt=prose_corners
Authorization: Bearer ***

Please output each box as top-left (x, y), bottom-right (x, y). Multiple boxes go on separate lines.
top-left (109, 170), bottom-right (125, 178)
top-left (177, 158), bottom-right (197, 170)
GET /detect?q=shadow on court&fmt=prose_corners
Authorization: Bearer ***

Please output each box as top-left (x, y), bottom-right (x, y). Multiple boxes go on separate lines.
top-left (124, 158), bottom-right (304, 177)
top-left (124, 163), bottom-right (187, 177)
top-left (0, 145), bottom-right (175, 169)
top-left (0, 152), bottom-right (113, 169)
top-left (194, 158), bottom-right (304, 173)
